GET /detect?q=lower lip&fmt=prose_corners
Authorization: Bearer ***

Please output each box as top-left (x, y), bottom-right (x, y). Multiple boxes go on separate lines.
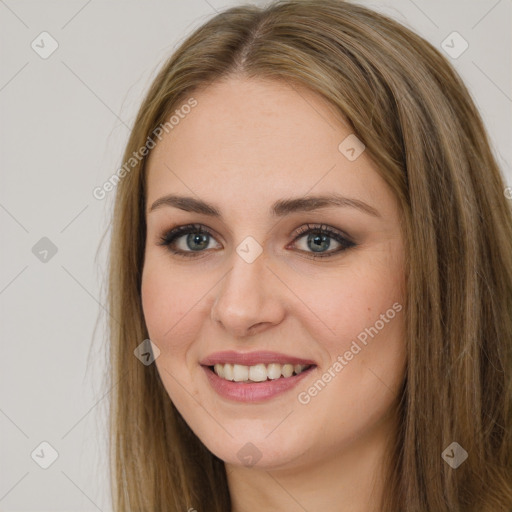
top-left (202, 365), bottom-right (315, 402)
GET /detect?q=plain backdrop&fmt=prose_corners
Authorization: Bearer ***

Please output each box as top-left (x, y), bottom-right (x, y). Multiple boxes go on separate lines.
top-left (0, 0), bottom-right (510, 510)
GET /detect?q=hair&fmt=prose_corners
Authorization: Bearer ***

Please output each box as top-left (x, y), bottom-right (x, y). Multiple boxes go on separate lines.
top-left (103, 0), bottom-right (512, 510)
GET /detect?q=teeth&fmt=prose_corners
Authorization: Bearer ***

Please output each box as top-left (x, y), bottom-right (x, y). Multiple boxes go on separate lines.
top-left (267, 363), bottom-right (282, 380)
top-left (293, 364), bottom-right (304, 374)
top-left (249, 364), bottom-right (267, 382)
top-left (281, 364), bottom-right (293, 378)
top-left (212, 362), bottom-right (309, 382)
top-left (214, 364), bottom-right (224, 378)
top-left (233, 364), bottom-right (249, 382)
top-left (223, 363), bottom-right (234, 381)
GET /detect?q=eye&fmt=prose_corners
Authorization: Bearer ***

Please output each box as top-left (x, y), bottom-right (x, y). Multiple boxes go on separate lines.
top-left (289, 223), bottom-right (356, 259)
top-left (157, 223), bottom-right (220, 258)
top-left (157, 223), bottom-right (356, 259)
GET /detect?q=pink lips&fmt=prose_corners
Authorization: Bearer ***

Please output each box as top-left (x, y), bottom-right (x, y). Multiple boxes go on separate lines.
top-left (200, 350), bottom-right (317, 403)
top-left (200, 350), bottom-right (316, 367)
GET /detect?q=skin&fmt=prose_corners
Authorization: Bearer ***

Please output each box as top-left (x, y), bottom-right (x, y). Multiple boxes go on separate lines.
top-left (141, 76), bottom-right (406, 512)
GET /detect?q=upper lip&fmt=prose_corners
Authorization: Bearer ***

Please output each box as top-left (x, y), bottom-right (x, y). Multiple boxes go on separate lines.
top-left (200, 350), bottom-right (317, 367)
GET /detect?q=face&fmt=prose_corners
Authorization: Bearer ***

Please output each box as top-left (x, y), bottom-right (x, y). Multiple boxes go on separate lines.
top-left (141, 76), bottom-right (406, 471)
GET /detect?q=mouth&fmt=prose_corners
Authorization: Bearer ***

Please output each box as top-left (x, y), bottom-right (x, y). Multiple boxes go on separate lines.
top-left (208, 362), bottom-right (313, 382)
top-left (200, 351), bottom-right (317, 402)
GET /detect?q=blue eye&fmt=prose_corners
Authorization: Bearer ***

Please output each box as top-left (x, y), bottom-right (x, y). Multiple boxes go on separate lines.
top-left (157, 224), bottom-right (219, 255)
top-left (291, 223), bottom-right (355, 257)
top-left (157, 223), bottom-right (355, 259)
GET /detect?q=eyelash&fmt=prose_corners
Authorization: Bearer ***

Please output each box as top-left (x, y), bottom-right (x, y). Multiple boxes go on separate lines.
top-left (157, 223), bottom-right (356, 260)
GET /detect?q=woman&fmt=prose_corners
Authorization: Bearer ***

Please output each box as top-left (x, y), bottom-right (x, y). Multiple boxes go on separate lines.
top-left (105, 1), bottom-right (512, 510)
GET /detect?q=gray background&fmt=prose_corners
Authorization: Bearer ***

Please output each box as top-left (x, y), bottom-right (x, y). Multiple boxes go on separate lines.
top-left (0, 0), bottom-right (510, 510)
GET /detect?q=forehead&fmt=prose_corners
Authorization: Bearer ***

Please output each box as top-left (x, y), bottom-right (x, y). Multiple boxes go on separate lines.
top-left (149, 76), bottom-right (349, 167)
top-left (145, 77), bottom-right (392, 217)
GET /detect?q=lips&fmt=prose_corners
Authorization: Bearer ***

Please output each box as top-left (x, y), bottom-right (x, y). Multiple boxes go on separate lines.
top-left (200, 350), bottom-right (316, 367)
top-left (200, 350), bottom-right (317, 402)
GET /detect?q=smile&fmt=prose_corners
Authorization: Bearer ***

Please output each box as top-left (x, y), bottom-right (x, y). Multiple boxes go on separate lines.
top-left (200, 351), bottom-right (317, 402)
top-left (211, 363), bottom-right (311, 382)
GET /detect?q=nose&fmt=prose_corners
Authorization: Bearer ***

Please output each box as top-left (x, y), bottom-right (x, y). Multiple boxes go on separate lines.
top-left (210, 249), bottom-right (286, 338)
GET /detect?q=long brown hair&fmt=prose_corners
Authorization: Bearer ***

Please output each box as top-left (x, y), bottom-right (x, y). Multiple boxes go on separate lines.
top-left (103, 1), bottom-right (512, 510)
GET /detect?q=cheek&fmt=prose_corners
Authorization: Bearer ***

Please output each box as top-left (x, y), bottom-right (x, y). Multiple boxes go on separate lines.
top-left (293, 283), bottom-right (405, 454)
top-left (141, 258), bottom-right (198, 350)
top-left (290, 255), bottom-right (404, 355)
top-left (141, 260), bottom-right (202, 405)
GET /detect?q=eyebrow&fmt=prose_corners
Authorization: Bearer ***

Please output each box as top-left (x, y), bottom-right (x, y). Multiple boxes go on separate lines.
top-left (148, 193), bottom-right (381, 218)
